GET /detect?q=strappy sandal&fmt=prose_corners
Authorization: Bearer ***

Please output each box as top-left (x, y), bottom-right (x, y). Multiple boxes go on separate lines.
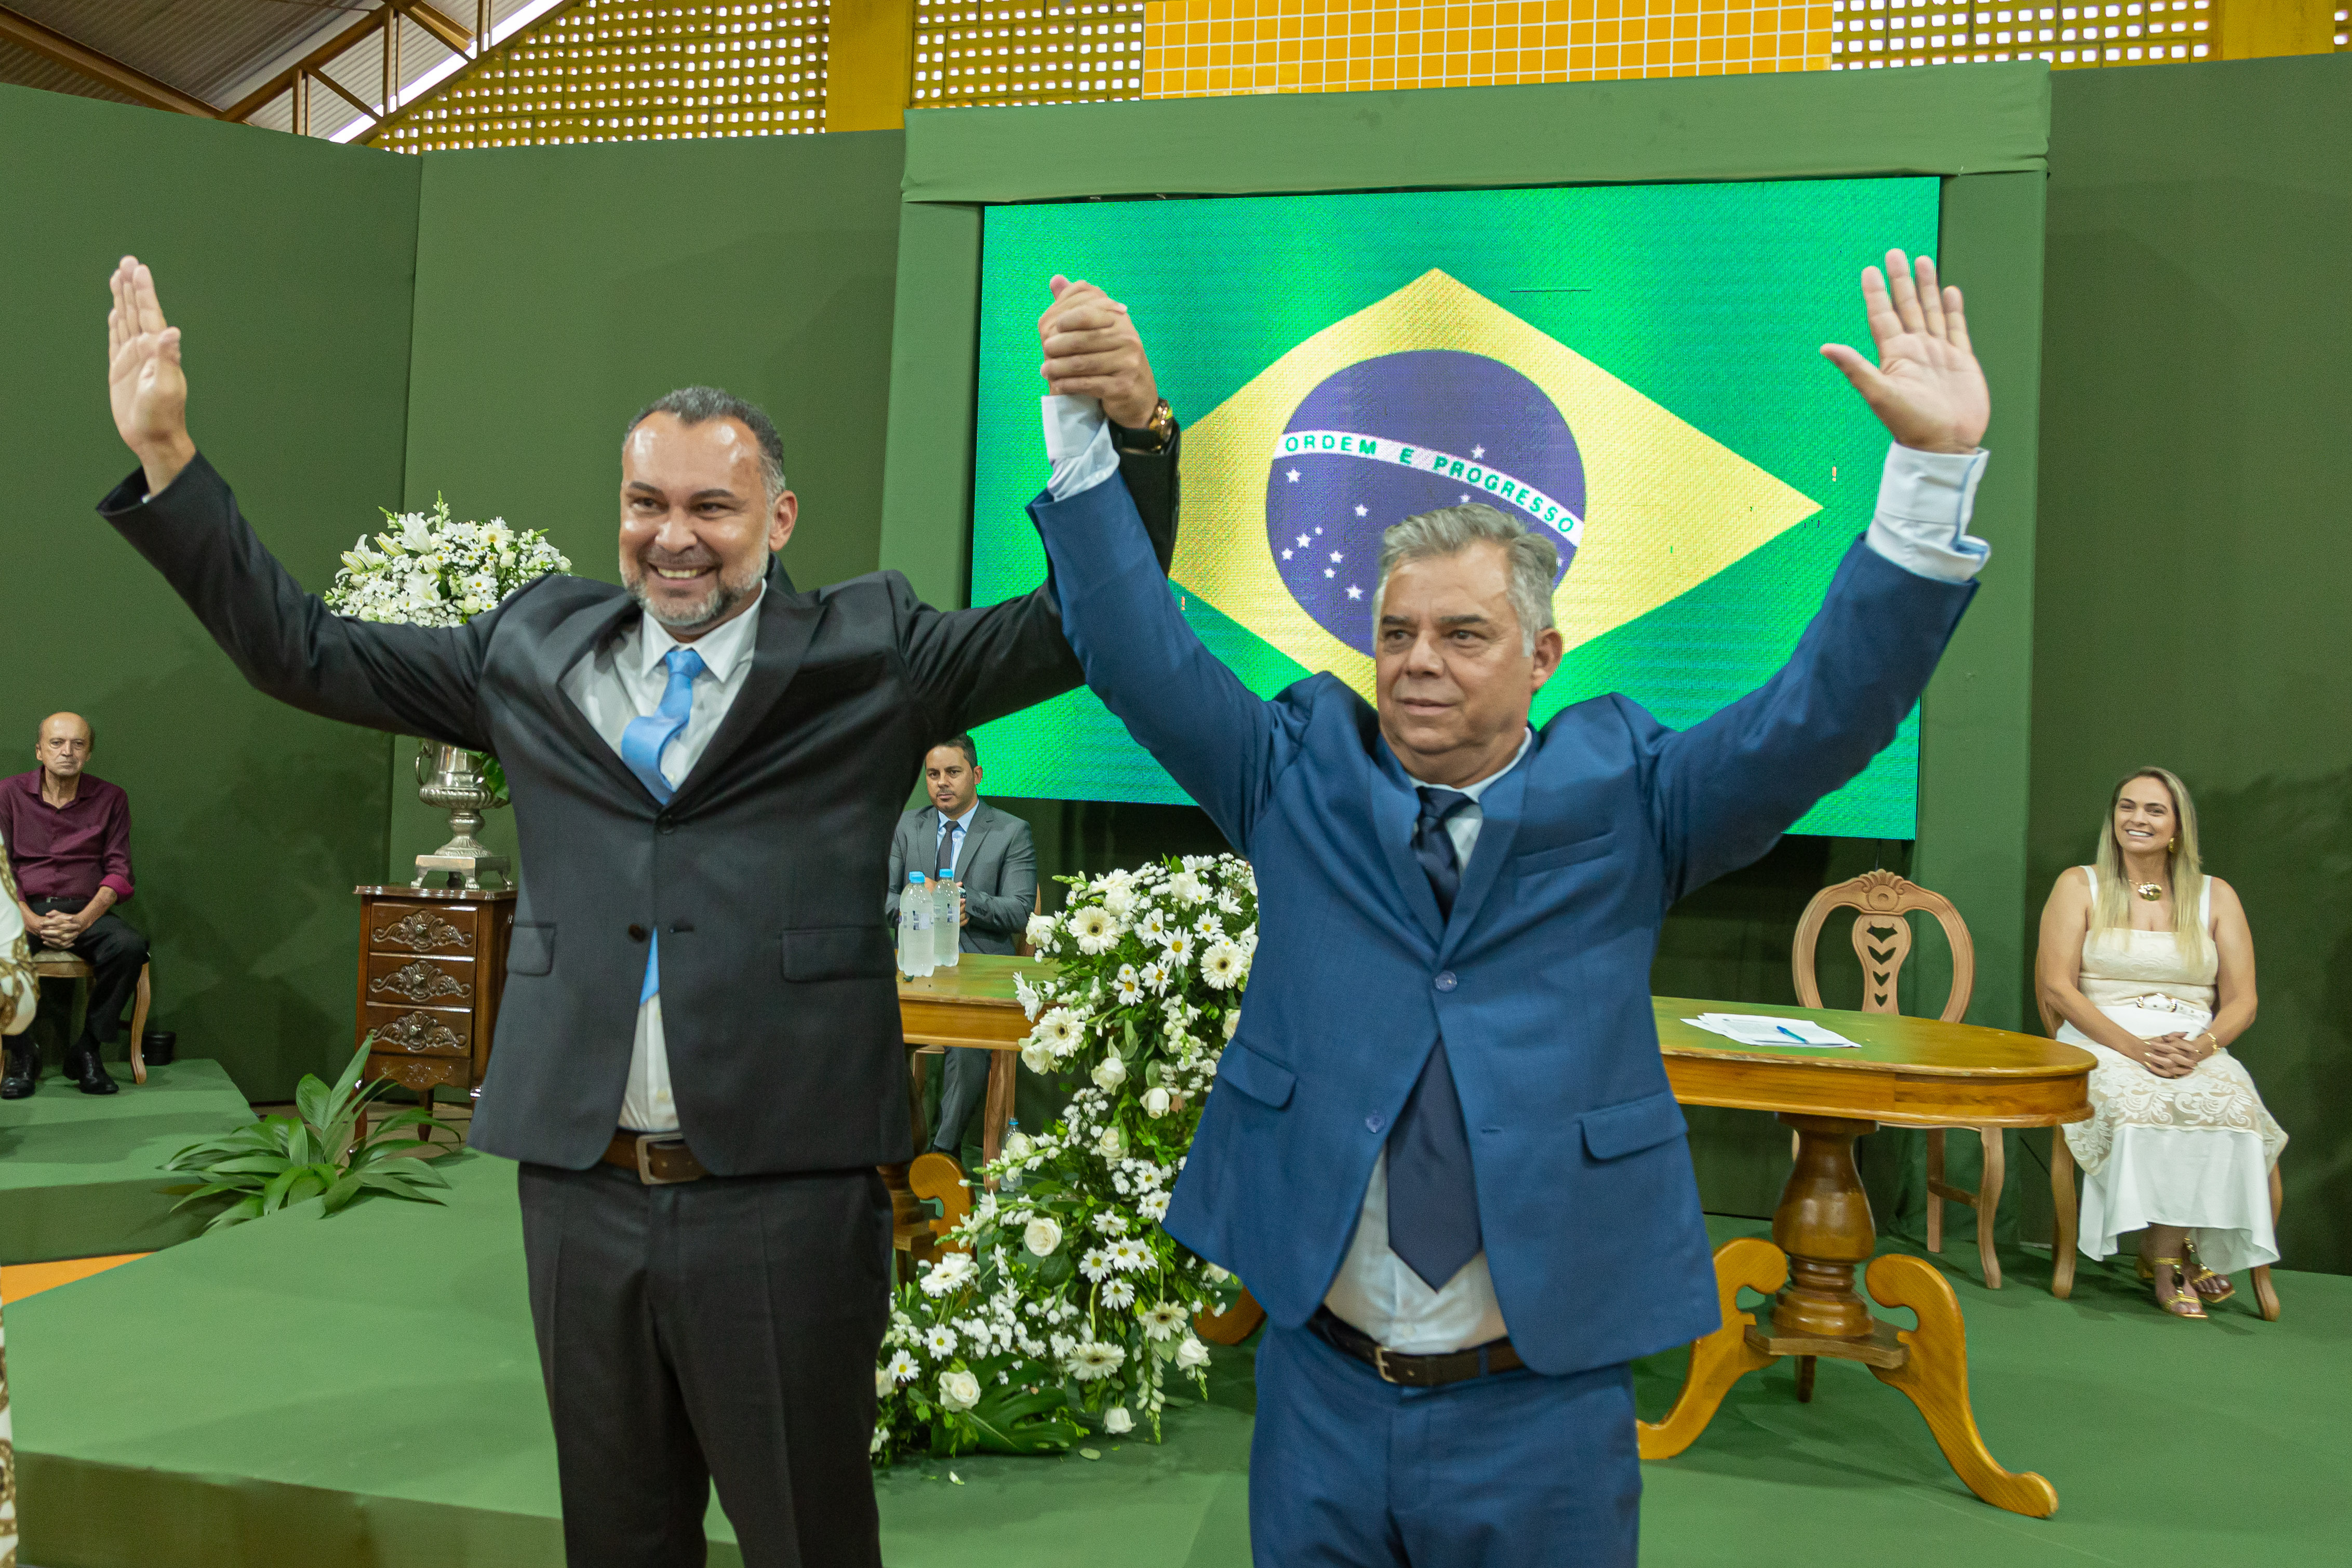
top-left (2185, 1240), bottom-right (2237, 1305)
top-left (2149, 1257), bottom-right (2208, 1319)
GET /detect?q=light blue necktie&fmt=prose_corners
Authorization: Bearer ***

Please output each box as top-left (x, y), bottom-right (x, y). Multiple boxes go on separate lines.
top-left (620, 647), bottom-right (704, 1004)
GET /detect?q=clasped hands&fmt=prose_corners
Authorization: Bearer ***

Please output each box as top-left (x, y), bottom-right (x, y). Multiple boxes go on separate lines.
top-left (2138, 1031), bottom-right (2215, 1079)
top-left (20, 905), bottom-right (89, 948)
top-left (1037, 274), bottom-right (1159, 430)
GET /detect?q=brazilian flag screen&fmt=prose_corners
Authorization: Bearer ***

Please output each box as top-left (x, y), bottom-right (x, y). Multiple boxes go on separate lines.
top-left (970, 177), bottom-right (1941, 839)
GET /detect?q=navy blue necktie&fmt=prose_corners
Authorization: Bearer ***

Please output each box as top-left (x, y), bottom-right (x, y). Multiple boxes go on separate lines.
top-left (1387, 787), bottom-right (1484, 1292)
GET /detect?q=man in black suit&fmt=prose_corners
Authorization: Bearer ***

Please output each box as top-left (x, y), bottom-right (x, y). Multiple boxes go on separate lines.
top-left (885, 732), bottom-right (1034, 1158)
top-left (99, 257), bottom-right (1178, 1567)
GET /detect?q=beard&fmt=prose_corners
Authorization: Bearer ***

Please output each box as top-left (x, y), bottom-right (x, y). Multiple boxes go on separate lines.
top-left (626, 556), bottom-right (765, 632)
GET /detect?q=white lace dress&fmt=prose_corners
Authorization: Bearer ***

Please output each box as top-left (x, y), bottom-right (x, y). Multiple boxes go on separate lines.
top-left (2056, 868), bottom-right (2287, 1274)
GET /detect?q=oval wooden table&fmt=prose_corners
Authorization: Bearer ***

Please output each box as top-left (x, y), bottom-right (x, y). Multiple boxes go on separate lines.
top-left (1645, 995), bottom-right (2094, 1519)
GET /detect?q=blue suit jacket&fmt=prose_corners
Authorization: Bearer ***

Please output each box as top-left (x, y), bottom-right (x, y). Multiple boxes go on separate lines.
top-left (1030, 477), bottom-right (1975, 1375)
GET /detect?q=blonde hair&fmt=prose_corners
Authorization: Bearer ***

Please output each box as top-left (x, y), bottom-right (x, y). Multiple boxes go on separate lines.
top-left (2090, 766), bottom-right (2210, 967)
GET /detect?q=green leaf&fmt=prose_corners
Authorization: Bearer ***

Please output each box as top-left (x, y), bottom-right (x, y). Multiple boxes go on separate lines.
top-left (204, 1195), bottom-right (265, 1232)
top-left (295, 1076), bottom-right (331, 1132)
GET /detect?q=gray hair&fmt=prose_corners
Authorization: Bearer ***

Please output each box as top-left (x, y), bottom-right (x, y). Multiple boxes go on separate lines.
top-left (624, 386), bottom-right (788, 502)
top-left (1374, 504), bottom-right (1558, 654)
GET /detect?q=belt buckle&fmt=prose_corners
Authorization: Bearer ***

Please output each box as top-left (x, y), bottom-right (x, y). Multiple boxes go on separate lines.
top-left (1371, 1345), bottom-right (1401, 1385)
top-left (634, 1133), bottom-right (692, 1185)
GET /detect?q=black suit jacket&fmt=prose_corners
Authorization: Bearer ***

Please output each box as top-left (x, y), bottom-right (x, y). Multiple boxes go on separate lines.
top-left (100, 440), bottom-right (1178, 1174)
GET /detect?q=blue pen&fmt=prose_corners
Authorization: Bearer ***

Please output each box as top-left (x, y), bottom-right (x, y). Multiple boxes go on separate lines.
top-left (1776, 1024), bottom-right (1808, 1042)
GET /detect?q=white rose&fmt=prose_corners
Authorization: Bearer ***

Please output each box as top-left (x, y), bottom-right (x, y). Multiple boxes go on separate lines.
top-left (1175, 1336), bottom-right (1212, 1370)
top-left (939, 1369), bottom-right (982, 1412)
top-left (1103, 1405), bottom-right (1135, 1435)
top-left (876, 1366), bottom-right (896, 1398)
top-left (1224, 1010), bottom-right (1241, 1041)
top-left (1024, 1216), bottom-right (1063, 1257)
top-left (1142, 1087), bottom-right (1171, 1118)
top-left (1092, 1055), bottom-right (1128, 1090)
top-left (1005, 1131), bottom-right (1033, 1162)
top-left (1024, 913), bottom-right (1057, 951)
top-left (1021, 1039), bottom-right (1057, 1074)
top-left (1095, 1124), bottom-right (1125, 1159)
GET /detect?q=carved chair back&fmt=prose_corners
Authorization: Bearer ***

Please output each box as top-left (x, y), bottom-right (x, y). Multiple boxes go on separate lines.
top-left (1792, 869), bottom-right (1975, 1024)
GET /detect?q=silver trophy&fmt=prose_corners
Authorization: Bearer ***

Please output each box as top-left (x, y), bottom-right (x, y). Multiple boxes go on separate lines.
top-left (412, 740), bottom-right (511, 890)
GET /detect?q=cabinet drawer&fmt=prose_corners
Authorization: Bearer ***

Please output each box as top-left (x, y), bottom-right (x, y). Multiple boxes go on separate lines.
top-left (367, 903), bottom-right (484, 957)
top-left (364, 1004), bottom-right (473, 1057)
top-left (365, 1053), bottom-right (472, 1092)
top-left (365, 952), bottom-right (477, 1007)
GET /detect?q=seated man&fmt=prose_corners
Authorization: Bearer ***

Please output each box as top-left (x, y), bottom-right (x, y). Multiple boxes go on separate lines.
top-left (1, 713), bottom-right (144, 1096)
top-left (885, 734), bottom-right (1036, 1160)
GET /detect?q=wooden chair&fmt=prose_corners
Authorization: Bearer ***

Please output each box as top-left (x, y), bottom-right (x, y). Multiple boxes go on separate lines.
top-left (26, 947), bottom-right (152, 1085)
top-left (2036, 979), bottom-right (2282, 1320)
top-left (1792, 870), bottom-right (2004, 1286)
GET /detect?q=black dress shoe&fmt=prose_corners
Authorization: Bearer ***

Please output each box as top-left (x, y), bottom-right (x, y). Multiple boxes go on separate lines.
top-left (1, 1046), bottom-right (35, 1099)
top-left (67, 1046), bottom-right (118, 1095)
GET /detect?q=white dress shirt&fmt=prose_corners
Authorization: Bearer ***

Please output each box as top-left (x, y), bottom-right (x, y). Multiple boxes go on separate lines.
top-left (557, 589), bottom-right (764, 1133)
top-left (1043, 395), bottom-right (1992, 1350)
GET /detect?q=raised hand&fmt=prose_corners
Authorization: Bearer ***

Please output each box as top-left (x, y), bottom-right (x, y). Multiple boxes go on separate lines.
top-left (1039, 275), bottom-right (1159, 428)
top-left (1821, 251), bottom-right (1988, 456)
top-left (107, 256), bottom-right (196, 494)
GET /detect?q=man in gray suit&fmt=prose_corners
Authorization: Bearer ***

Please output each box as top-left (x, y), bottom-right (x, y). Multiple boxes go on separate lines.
top-left (885, 732), bottom-right (1034, 1158)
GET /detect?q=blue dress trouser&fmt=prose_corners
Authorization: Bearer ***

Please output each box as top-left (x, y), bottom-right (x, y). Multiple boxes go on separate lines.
top-left (1250, 1322), bottom-right (1640, 1568)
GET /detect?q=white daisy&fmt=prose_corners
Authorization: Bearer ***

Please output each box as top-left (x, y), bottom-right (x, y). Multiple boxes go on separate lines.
top-left (1109, 1239), bottom-right (1151, 1272)
top-left (1113, 964), bottom-right (1144, 1006)
top-left (1068, 1340), bottom-right (1127, 1381)
top-left (1169, 869), bottom-right (1209, 905)
top-left (1140, 1189), bottom-right (1171, 1222)
top-left (1139, 1302), bottom-right (1190, 1341)
top-left (1070, 905), bottom-right (1123, 955)
top-left (1201, 941), bottom-right (1247, 990)
top-left (885, 1348), bottom-right (921, 1385)
top-left (1135, 909), bottom-right (1170, 944)
top-left (1161, 928), bottom-right (1195, 967)
top-left (1078, 1247), bottom-right (1114, 1282)
top-left (1102, 1278), bottom-right (1138, 1309)
top-left (919, 1252), bottom-right (974, 1297)
top-left (1139, 960), bottom-right (1171, 995)
top-left (924, 1323), bottom-right (959, 1357)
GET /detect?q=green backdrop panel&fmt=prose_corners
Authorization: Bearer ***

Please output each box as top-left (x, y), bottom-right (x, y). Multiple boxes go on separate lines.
top-left (902, 65), bottom-right (2051, 204)
top-left (2029, 55), bottom-right (2352, 1272)
top-left (0, 87), bottom-right (417, 1100)
top-left (387, 128), bottom-right (908, 878)
top-left (881, 73), bottom-right (2048, 1228)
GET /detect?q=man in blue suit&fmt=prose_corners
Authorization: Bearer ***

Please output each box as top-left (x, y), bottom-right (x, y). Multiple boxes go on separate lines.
top-left (1028, 253), bottom-right (1992, 1565)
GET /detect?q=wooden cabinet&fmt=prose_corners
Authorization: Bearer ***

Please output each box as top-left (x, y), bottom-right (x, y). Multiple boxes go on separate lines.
top-left (352, 885), bottom-right (517, 1103)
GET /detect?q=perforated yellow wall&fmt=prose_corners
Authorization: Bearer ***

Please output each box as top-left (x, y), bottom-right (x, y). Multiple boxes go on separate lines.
top-left (1141, 0), bottom-right (1830, 97)
top-left (373, 0), bottom-right (832, 152)
top-left (1828, 0), bottom-right (2214, 68)
top-left (911, 0), bottom-right (1148, 105)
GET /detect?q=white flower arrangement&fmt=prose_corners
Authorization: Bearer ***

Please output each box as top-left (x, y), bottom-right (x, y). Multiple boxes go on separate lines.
top-left (323, 495), bottom-right (570, 627)
top-left (871, 853), bottom-right (1256, 1466)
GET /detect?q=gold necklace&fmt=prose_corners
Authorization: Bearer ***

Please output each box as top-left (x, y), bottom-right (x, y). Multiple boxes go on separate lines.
top-left (2134, 881), bottom-right (2163, 901)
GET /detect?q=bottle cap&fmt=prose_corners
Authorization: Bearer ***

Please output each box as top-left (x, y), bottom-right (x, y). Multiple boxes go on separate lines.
top-left (908, 872), bottom-right (926, 884)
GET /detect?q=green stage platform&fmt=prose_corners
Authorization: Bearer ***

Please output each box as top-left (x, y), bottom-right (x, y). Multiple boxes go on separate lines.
top-left (7, 1156), bottom-right (2345, 1567)
top-left (0, 1058), bottom-right (257, 1265)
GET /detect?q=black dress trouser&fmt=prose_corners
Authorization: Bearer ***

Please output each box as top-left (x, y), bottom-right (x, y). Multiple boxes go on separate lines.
top-left (517, 1160), bottom-right (894, 1568)
top-left (25, 897), bottom-right (146, 1044)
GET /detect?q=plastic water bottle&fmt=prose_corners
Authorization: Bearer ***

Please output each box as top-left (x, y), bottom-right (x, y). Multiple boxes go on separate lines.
top-left (934, 875), bottom-right (961, 969)
top-left (901, 872), bottom-right (935, 977)
top-left (1000, 1118), bottom-right (1022, 1190)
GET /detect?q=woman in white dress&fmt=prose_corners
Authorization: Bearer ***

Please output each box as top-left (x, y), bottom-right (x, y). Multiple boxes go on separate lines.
top-left (2037, 767), bottom-right (2286, 1319)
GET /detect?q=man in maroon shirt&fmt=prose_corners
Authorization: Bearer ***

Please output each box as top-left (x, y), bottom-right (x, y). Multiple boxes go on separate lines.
top-left (1, 713), bottom-right (144, 1097)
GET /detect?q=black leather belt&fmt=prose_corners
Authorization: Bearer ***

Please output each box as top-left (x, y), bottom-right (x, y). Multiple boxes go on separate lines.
top-left (602, 1130), bottom-right (711, 1185)
top-left (1309, 1306), bottom-right (1526, 1387)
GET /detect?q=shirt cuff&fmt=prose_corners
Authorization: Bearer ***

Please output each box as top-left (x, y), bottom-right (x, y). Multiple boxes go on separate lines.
top-left (1041, 394), bottom-right (1119, 502)
top-left (1865, 444), bottom-right (1990, 583)
top-left (99, 875), bottom-right (135, 904)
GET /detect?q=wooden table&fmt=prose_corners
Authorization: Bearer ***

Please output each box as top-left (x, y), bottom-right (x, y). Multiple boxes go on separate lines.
top-left (1645, 995), bottom-right (2093, 1518)
top-left (896, 954), bottom-right (1040, 1181)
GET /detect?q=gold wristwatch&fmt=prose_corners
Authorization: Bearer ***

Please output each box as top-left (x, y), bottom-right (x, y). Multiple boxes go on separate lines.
top-left (1113, 397), bottom-right (1176, 455)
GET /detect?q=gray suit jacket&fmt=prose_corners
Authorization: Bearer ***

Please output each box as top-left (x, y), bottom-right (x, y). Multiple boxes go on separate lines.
top-left (884, 801), bottom-right (1034, 956)
top-left (99, 437), bottom-right (1179, 1175)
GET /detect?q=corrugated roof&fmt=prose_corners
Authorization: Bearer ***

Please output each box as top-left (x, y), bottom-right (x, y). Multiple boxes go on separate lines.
top-left (0, 0), bottom-right (545, 135)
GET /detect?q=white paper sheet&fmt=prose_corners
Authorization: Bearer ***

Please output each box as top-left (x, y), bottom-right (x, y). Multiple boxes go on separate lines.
top-left (1681, 1013), bottom-right (1862, 1049)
